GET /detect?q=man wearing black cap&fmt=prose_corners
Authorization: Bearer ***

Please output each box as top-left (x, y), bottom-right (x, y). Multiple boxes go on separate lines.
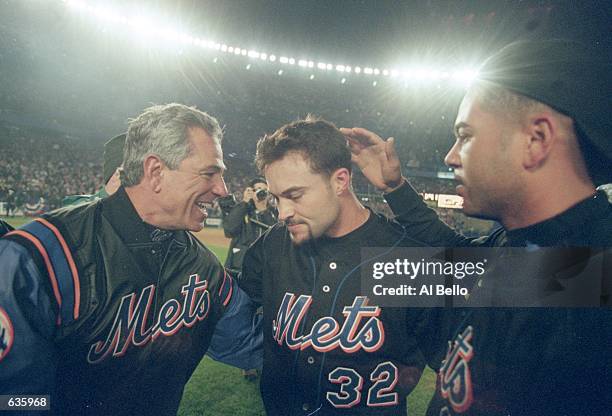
top-left (344, 39), bottom-right (611, 415)
top-left (62, 133), bottom-right (125, 206)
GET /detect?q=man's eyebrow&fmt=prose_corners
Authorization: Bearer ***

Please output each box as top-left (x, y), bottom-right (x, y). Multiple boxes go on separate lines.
top-left (270, 186), bottom-right (305, 198)
top-left (199, 165), bottom-right (224, 174)
top-left (453, 122), bottom-right (471, 136)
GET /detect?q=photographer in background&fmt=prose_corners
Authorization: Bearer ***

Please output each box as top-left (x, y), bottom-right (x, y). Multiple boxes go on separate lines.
top-left (222, 177), bottom-right (277, 275)
top-left (221, 177), bottom-right (276, 380)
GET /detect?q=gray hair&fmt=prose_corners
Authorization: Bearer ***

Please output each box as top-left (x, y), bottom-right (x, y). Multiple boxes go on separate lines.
top-left (121, 103), bottom-right (223, 187)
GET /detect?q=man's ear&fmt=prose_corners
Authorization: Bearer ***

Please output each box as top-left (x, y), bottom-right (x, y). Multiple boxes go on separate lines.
top-left (523, 114), bottom-right (555, 170)
top-left (142, 154), bottom-right (164, 192)
top-left (331, 168), bottom-right (351, 195)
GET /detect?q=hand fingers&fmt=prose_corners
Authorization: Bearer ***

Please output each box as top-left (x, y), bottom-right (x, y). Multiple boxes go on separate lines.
top-left (345, 127), bottom-right (386, 147)
top-left (385, 137), bottom-right (400, 164)
top-left (346, 136), bottom-right (365, 153)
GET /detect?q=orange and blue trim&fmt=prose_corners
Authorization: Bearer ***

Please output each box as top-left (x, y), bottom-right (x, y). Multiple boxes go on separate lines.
top-left (6, 218), bottom-right (80, 325)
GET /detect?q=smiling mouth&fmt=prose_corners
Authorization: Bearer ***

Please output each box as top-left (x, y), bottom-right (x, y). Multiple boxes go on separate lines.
top-left (195, 201), bottom-right (211, 215)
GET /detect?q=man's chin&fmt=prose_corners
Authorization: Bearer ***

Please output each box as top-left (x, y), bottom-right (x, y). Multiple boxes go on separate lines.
top-left (186, 220), bottom-right (205, 232)
top-left (289, 232), bottom-right (308, 245)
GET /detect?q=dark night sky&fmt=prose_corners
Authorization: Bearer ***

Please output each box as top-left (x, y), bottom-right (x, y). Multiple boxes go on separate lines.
top-left (0, 0), bottom-right (610, 139)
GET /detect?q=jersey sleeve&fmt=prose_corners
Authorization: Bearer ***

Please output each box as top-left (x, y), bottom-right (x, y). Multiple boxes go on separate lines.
top-left (237, 231), bottom-right (266, 306)
top-left (206, 279), bottom-right (263, 370)
top-left (0, 239), bottom-right (58, 395)
top-left (384, 181), bottom-right (474, 247)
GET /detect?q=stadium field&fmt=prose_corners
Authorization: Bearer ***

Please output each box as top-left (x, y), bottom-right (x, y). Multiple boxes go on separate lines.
top-left (2, 216), bottom-right (435, 415)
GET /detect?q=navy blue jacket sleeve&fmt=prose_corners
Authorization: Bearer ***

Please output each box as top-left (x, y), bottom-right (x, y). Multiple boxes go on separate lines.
top-left (206, 278), bottom-right (263, 370)
top-left (384, 181), bottom-right (475, 247)
top-left (0, 239), bottom-right (58, 395)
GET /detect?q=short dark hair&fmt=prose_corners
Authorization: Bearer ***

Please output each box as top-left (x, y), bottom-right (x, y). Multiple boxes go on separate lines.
top-left (255, 115), bottom-right (351, 176)
top-left (248, 177), bottom-right (266, 188)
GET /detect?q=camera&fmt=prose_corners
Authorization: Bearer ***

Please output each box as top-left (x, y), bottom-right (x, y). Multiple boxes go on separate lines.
top-left (217, 194), bottom-right (237, 215)
top-left (255, 188), bottom-right (268, 202)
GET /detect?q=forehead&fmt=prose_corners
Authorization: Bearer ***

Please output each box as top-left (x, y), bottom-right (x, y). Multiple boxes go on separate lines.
top-left (455, 89), bottom-right (499, 131)
top-left (185, 127), bottom-right (226, 170)
top-left (252, 182), bottom-right (267, 189)
top-left (264, 153), bottom-right (323, 194)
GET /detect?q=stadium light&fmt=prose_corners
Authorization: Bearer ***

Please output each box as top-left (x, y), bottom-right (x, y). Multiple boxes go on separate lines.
top-left (62, 0), bottom-right (481, 87)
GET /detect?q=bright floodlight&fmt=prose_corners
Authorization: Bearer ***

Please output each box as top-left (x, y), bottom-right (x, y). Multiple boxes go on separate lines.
top-left (309, 74), bottom-right (315, 80)
top-left (277, 69), bottom-right (283, 75)
top-left (63, 1), bottom-right (482, 88)
top-left (341, 78), bottom-right (346, 84)
top-left (452, 69), bottom-right (479, 84)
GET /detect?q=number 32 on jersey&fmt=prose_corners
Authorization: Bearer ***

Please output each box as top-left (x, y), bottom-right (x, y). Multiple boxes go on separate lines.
top-left (327, 361), bottom-right (398, 408)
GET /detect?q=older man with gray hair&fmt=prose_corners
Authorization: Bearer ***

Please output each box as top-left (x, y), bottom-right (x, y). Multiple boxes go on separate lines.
top-left (0, 103), bottom-right (262, 415)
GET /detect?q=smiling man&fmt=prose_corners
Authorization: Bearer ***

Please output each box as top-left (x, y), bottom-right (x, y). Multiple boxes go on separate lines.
top-left (0, 103), bottom-right (262, 415)
top-left (238, 117), bottom-right (430, 416)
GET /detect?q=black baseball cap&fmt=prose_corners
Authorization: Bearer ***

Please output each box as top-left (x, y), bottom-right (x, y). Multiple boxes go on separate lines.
top-left (478, 39), bottom-right (612, 184)
top-left (103, 133), bottom-right (126, 184)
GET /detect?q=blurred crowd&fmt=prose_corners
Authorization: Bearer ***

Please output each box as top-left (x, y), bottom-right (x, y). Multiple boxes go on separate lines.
top-left (0, 116), bottom-right (492, 235)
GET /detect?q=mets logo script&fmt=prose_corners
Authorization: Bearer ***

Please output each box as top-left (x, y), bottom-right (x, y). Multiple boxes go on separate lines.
top-left (0, 307), bottom-right (14, 362)
top-left (87, 274), bottom-right (211, 364)
top-left (439, 325), bottom-right (474, 413)
top-left (272, 293), bottom-right (385, 353)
